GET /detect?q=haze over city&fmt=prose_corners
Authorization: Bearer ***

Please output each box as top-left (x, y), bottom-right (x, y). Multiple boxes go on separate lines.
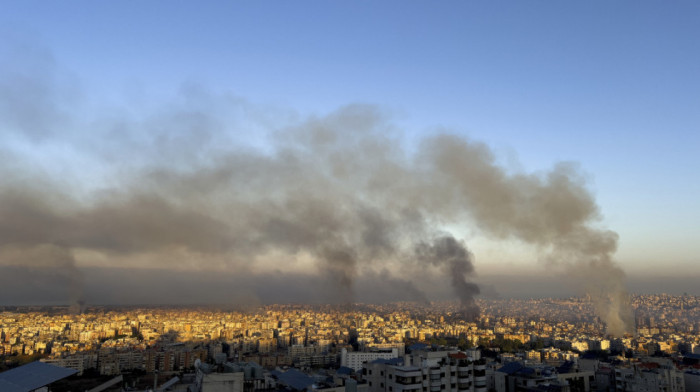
top-left (1, 0), bottom-right (698, 321)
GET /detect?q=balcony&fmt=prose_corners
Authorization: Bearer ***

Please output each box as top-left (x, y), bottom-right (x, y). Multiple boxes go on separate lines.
top-left (396, 376), bottom-right (422, 386)
top-left (395, 385), bottom-right (422, 392)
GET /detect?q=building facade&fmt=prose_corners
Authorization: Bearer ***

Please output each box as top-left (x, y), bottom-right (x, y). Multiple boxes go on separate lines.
top-left (364, 350), bottom-right (487, 392)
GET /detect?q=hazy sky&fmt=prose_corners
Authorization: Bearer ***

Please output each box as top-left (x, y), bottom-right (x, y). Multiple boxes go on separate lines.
top-left (1, 1), bottom-right (698, 305)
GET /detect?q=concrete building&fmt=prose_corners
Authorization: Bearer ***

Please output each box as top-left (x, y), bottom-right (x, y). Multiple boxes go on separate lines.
top-left (342, 347), bottom-right (399, 372)
top-left (187, 361), bottom-right (246, 392)
top-left (613, 361), bottom-right (685, 392)
top-left (200, 373), bottom-right (245, 392)
top-left (364, 350), bottom-right (487, 392)
top-left (683, 370), bottom-right (700, 392)
top-left (495, 361), bottom-right (593, 392)
top-left (41, 353), bottom-right (98, 376)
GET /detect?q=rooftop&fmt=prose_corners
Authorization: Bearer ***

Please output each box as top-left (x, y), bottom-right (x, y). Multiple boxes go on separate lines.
top-left (0, 361), bottom-right (78, 392)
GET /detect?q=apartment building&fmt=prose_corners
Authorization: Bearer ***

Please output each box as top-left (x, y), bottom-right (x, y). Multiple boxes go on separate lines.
top-left (364, 350), bottom-right (487, 392)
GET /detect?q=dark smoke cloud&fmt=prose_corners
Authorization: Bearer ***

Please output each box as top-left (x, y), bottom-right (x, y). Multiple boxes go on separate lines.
top-left (0, 245), bottom-right (84, 311)
top-left (414, 136), bottom-right (634, 334)
top-left (415, 235), bottom-right (480, 319)
top-left (0, 267), bottom-right (434, 306)
top-left (0, 48), bottom-right (635, 333)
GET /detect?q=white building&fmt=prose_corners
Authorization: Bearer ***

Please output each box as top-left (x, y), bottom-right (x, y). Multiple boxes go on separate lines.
top-left (341, 347), bottom-right (399, 371)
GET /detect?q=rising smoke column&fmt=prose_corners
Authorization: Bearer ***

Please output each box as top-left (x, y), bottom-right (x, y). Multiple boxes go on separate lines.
top-left (415, 235), bottom-right (480, 320)
top-left (0, 65), bottom-right (634, 334)
top-left (418, 135), bottom-right (634, 335)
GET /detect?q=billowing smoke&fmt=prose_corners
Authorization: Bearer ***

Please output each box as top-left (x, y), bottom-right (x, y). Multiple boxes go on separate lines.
top-left (415, 235), bottom-right (480, 319)
top-left (0, 48), bottom-right (634, 333)
top-left (417, 135), bottom-right (634, 334)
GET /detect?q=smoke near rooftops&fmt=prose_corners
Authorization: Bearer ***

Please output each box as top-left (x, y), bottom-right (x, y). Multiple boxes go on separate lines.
top-left (415, 235), bottom-right (480, 319)
top-left (0, 47), bottom-right (633, 334)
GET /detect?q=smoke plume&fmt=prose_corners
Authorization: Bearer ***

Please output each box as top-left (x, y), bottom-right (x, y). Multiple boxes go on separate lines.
top-left (415, 235), bottom-right (480, 319)
top-left (0, 244), bottom-right (84, 311)
top-left (0, 50), bottom-right (635, 333)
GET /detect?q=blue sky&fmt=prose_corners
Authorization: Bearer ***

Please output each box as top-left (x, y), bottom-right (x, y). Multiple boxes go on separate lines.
top-left (2, 1), bottom-right (699, 284)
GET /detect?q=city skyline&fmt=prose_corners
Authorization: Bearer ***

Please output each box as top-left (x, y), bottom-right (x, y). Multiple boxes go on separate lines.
top-left (1, 1), bottom-right (699, 311)
top-left (3, 295), bottom-right (696, 391)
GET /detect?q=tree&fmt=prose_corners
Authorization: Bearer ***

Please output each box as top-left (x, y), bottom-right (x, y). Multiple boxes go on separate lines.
top-left (458, 337), bottom-right (474, 350)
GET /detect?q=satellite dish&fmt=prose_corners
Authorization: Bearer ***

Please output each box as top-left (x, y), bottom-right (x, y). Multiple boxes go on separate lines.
top-left (194, 359), bottom-right (202, 369)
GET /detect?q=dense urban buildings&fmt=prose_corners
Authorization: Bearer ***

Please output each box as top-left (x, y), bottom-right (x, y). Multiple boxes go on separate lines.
top-left (0, 295), bottom-right (698, 391)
